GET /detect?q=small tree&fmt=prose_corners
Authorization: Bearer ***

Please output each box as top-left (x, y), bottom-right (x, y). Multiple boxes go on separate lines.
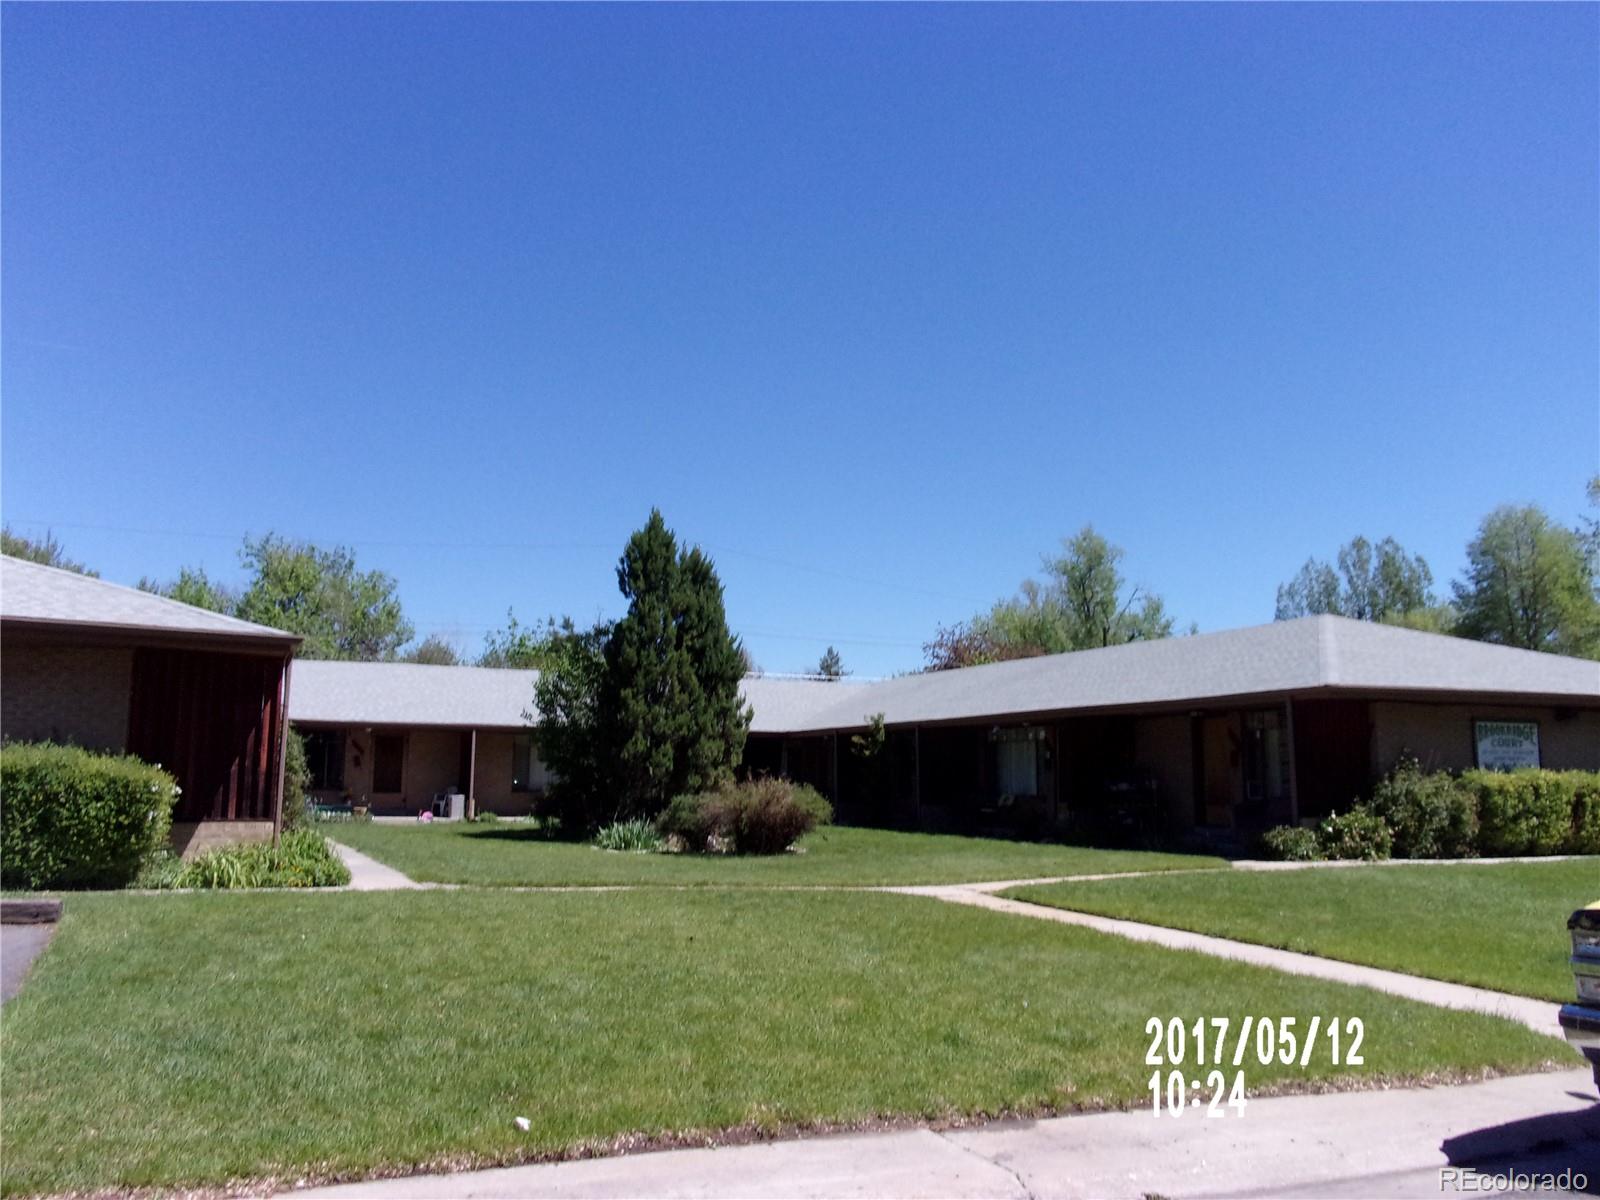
top-left (924, 526), bottom-right (1174, 670)
top-left (2, 527), bottom-right (96, 576)
top-left (532, 621), bottom-right (614, 829)
top-left (849, 712), bottom-right (889, 817)
top-left (817, 646), bottom-right (846, 679)
top-left (479, 611), bottom-right (581, 668)
top-left (401, 634), bottom-right (462, 665)
top-left (138, 567), bottom-right (233, 614)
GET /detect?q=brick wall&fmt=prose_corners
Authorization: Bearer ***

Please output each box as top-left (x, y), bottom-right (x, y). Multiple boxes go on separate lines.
top-left (1, 644), bottom-right (133, 752)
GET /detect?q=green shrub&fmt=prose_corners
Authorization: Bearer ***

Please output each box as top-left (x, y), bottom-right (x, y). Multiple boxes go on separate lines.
top-left (1258, 825), bottom-right (1324, 862)
top-left (658, 778), bottom-right (833, 855)
top-left (133, 847), bottom-right (186, 889)
top-left (164, 829), bottom-right (350, 889)
top-left (1316, 806), bottom-right (1393, 861)
top-left (1566, 772), bottom-right (1600, 855)
top-left (1463, 769), bottom-right (1573, 856)
top-left (470, 810), bottom-right (501, 824)
top-left (0, 742), bottom-right (178, 890)
top-left (1365, 757), bottom-right (1479, 859)
top-left (281, 729), bottom-right (311, 831)
top-left (592, 817), bottom-right (662, 852)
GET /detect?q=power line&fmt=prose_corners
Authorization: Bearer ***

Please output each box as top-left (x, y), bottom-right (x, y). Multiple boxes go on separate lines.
top-left (4, 516), bottom-right (987, 607)
top-left (8, 517), bottom-right (937, 654)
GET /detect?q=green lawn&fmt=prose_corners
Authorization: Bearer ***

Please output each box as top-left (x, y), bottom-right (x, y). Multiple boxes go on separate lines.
top-left (0, 889), bottom-right (1570, 1194)
top-left (329, 821), bottom-right (1227, 886)
top-left (1006, 859), bottom-right (1599, 1003)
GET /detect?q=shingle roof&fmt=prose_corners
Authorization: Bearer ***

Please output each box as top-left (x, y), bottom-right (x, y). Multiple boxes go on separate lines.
top-left (781, 615), bottom-right (1599, 731)
top-left (289, 661), bottom-right (540, 729)
top-left (287, 663), bottom-right (869, 732)
top-left (741, 676), bottom-right (878, 734)
top-left (280, 615), bottom-right (1598, 735)
top-left (0, 555), bottom-right (299, 645)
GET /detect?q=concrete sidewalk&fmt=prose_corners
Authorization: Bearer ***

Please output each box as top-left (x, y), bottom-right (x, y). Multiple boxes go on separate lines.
top-left (896, 886), bottom-right (1561, 1037)
top-left (327, 841), bottom-right (434, 891)
top-left (286, 1069), bottom-right (1598, 1199)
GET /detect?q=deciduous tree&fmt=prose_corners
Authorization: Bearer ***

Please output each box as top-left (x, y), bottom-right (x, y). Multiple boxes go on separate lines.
top-left (1451, 505), bottom-right (1599, 657)
top-left (233, 535), bottom-right (413, 660)
top-left (401, 634), bottom-right (462, 665)
top-left (1, 527), bottom-right (96, 576)
top-left (1274, 536), bottom-right (1434, 622)
top-left (138, 567), bottom-right (232, 613)
top-left (924, 526), bottom-right (1174, 670)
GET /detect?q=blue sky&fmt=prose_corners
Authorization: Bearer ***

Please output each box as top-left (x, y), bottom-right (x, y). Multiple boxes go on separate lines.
top-left (3, 4), bottom-right (1596, 676)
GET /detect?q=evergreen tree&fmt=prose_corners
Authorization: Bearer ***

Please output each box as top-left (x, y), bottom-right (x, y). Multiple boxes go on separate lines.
top-left (817, 646), bottom-right (845, 679)
top-left (674, 546), bottom-right (751, 793)
top-left (597, 511), bottom-right (751, 820)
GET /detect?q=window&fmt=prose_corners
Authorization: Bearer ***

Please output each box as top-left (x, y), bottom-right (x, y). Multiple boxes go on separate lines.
top-left (303, 730), bottom-right (345, 791)
top-left (512, 734), bottom-right (539, 792)
top-left (372, 734), bottom-right (405, 794)
top-left (993, 729), bottom-right (1040, 797)
top-left (1242, 709), bottom-right (1288, 803)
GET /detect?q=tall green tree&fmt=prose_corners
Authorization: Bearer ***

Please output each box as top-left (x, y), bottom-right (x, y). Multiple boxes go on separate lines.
top-left (574, 511), bottom-right (752, 822)
top-left (1275, 536), bottom-right (1434, 622)
top-left (1, 527), bottom-right (96, 576)
top-left (673, 545), bottom-right (752, 794)
top-left (137, 567), bottom-right (232, 613)
top-left (233, 535), bottom-right (413, 660)
top-left (925, 526), bottom-right (1174, 670)
top-left (1451, 505), bottom-right (1599, 658)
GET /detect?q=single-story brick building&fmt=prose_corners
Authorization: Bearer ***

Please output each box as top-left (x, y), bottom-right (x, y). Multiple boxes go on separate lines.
top-left (7, 550), bottom-right (1595, 847)
top-left (288, 660), bottom-right (545, 817)
top-left (0, 555), bottom-right (301, 854)
top-left (285, 614), bottom-right (1598, 844)
top-left (741, 616), bottom-right (1599, 842)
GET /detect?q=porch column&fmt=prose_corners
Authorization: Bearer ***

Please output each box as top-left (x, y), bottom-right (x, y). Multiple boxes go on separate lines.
top-left (271, 656), bottom-right (294, 845)
top-left (1285, 700), bottom-right (1299, 825)
top-left (467, 727), bottom-right (478, 821)
top-left (913, 726), bottom-right (922, 825)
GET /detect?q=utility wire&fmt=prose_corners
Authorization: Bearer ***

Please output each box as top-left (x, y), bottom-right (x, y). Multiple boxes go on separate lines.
top-left (5, 516), bottom-right (986, 606)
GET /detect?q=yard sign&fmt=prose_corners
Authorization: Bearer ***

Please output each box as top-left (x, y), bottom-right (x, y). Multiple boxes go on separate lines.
top-left (1473, 720), bottom-right (1540, 771)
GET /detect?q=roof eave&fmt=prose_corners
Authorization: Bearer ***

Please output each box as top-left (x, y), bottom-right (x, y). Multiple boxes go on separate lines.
top-left (2, 615), bottom-right (301, 655)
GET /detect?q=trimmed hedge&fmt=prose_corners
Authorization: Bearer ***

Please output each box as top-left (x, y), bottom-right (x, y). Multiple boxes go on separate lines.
top-left (659, 777), bottom-right (833, 855)
top-left (1, 742), bottom-right (178, 890)
top-left (1258, 762), bottom-right (1600, 862)
top-left (1463, 769), bottom-right (1574, 857)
